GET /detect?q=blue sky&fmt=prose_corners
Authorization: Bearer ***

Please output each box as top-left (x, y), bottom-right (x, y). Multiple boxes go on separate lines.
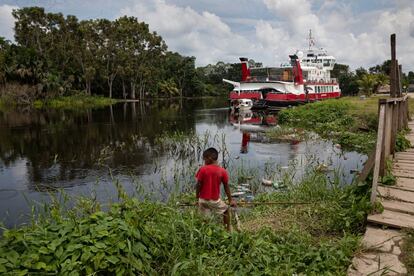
top-left (1, 0), bottom-right (413, 70)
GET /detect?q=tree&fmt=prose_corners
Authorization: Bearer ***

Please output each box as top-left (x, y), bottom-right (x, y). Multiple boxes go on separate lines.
top-left (357, 74), bottom-right (376, 96)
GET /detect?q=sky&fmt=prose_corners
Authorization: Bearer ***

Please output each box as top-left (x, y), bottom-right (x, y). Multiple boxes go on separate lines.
top-left (0, 0), bottom-right (413, 71)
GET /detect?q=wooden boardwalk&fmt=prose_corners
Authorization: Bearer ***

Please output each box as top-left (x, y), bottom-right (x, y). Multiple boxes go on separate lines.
top-left (368, 121), bottom-right (414, 229)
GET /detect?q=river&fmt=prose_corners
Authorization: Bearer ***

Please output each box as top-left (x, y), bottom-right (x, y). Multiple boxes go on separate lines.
top-left (0, 98), bottom-right (366, 227)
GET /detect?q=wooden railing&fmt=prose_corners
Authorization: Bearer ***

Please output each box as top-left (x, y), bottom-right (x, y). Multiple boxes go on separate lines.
top-left (369, 95), bottom-right (410, 203)
top-left (357, 33), bottom-right (411, 204)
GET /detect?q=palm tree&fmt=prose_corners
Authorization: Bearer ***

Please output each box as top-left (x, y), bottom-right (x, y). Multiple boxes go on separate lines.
top-left (357, 74), bottom-right (376, 96)
top-left (373, 73), bottom-right (389, 94)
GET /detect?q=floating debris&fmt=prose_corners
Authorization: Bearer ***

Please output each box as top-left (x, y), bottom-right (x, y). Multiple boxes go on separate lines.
top-left (231, 191), bottom-right (246, 197)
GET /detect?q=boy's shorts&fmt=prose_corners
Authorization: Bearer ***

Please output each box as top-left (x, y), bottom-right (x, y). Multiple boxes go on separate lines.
top-left (198, 198), bottom-right (228, 216)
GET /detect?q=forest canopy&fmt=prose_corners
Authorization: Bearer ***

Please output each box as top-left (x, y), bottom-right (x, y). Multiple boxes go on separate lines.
top-left (0, 7), bottom-right (240, 102)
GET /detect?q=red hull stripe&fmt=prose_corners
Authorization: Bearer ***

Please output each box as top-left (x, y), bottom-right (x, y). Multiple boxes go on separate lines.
top-left (229, 92), bottom-right (262, 100)
top-left (265, 92), bottom-right (341, 102)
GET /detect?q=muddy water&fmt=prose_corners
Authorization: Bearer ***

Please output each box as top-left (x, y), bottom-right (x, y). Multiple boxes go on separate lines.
top-left (0, 98), bottom-right (366, 227)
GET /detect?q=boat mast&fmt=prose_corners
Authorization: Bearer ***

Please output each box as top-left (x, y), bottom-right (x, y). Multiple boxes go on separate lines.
top-left (308, 29), bottom-right (315, 50)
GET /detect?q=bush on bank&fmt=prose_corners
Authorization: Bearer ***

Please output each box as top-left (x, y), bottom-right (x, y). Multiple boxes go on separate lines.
top-left (0, 170), bottom-right (371, 275)
top-left (275, 98), bottom-right (378, 153)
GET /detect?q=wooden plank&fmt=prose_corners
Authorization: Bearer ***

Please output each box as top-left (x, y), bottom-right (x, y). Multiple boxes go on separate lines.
top-left (371, 104), bottom-right (386, 203)
top-left (368, 209), bottom-right (414, 228)
top-left (380, 199), bottom-right (414, 215)
top-left (393, 163), bottom-right (414, 169)
top-left (393, 164), bottom-right (414, 171)
top-left (394, 159), bottom-right (414, 165)
top-left (393, 171), bottom-right (414, 179)
top-left (377, 186), bottom-right (414, 203)
top-left (396, 177), bottom-right (414, 188)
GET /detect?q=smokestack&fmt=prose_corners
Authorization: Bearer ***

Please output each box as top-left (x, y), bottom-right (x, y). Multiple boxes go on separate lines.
top-left (240, 57), bottom-right (250, 81)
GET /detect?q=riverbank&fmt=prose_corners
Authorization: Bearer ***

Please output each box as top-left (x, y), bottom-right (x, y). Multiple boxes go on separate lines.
top-left (0, 88), bottom-right (118, 110)
top-left (0, 168), bottom-right (371, 275)
top-left (33, 95), bottom-right (119, 110)
top-left (267, 96), bottom-right (414, 154)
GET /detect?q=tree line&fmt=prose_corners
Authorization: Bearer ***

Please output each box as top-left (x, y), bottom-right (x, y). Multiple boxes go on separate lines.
top-left (332, 60), bottom-right (414, 96)
top-left (0, 7), bottom-right (240, 103)
top-left (1, 7), bottom-right (413, 104)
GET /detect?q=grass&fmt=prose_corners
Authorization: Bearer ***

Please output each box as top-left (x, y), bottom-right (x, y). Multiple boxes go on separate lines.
top-left (273, 97), bottom-right (377, 153)
top-left (33, 95), bottom-right (118, 109)
top-left (0, 167), bottom-right (371, 275)
top-left (268, 95), bottom-right (414, 154)
top-left (401, 230), bottom-right (414, 275)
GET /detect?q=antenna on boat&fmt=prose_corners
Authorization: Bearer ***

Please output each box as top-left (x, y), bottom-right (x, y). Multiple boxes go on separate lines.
top-left (308, 29), bottom-right (315, 50)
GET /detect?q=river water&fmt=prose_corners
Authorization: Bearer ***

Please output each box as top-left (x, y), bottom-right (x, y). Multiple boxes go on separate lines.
top-left (0, 98), bottom-right (366, 227)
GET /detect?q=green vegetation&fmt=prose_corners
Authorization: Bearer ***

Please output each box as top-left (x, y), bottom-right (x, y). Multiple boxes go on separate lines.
top-left (34, 95), bottom-right (118, 109)
top-left (402, 230), bottom-right (414, 275)
top-left (273, 98), bottom-right (378, 153)
top-left (0, 168), bottom-right (371, 275)
top-left (0, 7), bottom-right (237, 106)
top-left (396, 129), bottom-right (412, 152)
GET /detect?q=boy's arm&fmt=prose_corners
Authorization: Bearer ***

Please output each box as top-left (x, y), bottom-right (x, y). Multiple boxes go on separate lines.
top-left (196, 181), bottom-right (201, 199)
top-left (224, 183), bottom-right (236, 206)
top-left (222, 169), bottom-right (236, 206)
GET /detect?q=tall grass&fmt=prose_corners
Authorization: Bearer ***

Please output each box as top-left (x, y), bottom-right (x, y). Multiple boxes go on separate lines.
top-left (0, 167), bottom-right (371, 275)
top-left (276, 99), bottom-right (377, 153)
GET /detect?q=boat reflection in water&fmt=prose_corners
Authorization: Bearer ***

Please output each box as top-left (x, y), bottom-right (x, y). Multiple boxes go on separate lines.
top-left (229, 110), bottom-right (278, 154)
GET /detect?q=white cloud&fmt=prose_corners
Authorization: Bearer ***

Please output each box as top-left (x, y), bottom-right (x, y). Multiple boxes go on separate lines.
top-left (258, 0), bottom-right (414, 71)
top-left (0, 4), bottom-right (17, 41)
top-left (119, 0), bottom-right (256, 65)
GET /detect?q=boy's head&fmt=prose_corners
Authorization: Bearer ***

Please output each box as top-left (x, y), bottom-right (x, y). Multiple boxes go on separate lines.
top-left (202, 147), bottom-right (218, 164)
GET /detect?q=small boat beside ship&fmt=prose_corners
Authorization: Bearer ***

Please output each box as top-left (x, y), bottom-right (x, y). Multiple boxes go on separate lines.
top-left (225, 31), bottom-right (341, 108)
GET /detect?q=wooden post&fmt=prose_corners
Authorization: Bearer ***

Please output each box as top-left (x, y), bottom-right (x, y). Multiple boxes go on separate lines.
top-left (384, 103), bottom-right (392, 157)
top-left (404, 99), bottom-right (409, 128)
top-left (398, 64), bottom-right (402, 97)
top-left (371, 103), bottom-right (386, 204)
top-left (380, 103), bottom-right (392, 176)
top-left (396, 61), bottom-right (401, 97)
top-left (390, 34), bottom-right (397, 98)
top-left (390, 102), bottom-right (398, 155)
top-left (398, 101), bottom-right (403, 130)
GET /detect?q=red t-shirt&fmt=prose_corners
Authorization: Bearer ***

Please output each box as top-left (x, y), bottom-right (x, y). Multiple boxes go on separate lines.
top-left (196, 164), bottom-right (229, 200)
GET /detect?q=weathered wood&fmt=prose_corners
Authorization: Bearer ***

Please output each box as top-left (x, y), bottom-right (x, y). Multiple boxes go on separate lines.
top-left (396, 177), bottom-right (414, 190)
top-left (390, 34), bottom-right (396, 97)
top-left (393, 170), bottom-right (414, 179)
top-left (380, 104), bottom-right (393, 175)
top-left (397, 63), bottom-right (402, 97)
top-left (390, 103), bottom-right (398, 154)
top-left (393, 163), bottom-right (414, 171)
top-left (357, 150), bottom-right (375, 182)
top-left (377, 186), bottom-right (414, 203)
top-left (368, 209), bottom-right (414, 229)
top-left (380, 199), bottom-right (414, 215)
top-left (371, 104), bottom-right (386, 203)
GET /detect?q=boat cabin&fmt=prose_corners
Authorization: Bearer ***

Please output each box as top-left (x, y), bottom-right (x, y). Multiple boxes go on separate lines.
top-left (247, 67), bottom-right (294, 82)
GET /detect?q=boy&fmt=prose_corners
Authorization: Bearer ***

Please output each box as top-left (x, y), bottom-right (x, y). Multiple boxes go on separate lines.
top-left (196, 147), bottom-right (236, 231)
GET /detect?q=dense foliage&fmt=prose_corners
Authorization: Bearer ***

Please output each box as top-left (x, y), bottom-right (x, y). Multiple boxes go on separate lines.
top-left (0, 169), bottom-right (371, 275)
top-left (0, 7), bottom-right (240, 104)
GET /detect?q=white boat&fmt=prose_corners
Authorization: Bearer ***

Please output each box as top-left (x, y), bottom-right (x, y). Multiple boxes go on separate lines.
top-left (231, 98), bottom-right (253, 111)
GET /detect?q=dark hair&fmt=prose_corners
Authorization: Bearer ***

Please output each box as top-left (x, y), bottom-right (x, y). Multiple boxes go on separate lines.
top-left (203, 147), bottom-right (218, 161)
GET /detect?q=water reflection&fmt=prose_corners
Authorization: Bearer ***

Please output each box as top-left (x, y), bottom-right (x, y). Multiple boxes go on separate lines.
top-left (0, 98), bottom-right (366, 227)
